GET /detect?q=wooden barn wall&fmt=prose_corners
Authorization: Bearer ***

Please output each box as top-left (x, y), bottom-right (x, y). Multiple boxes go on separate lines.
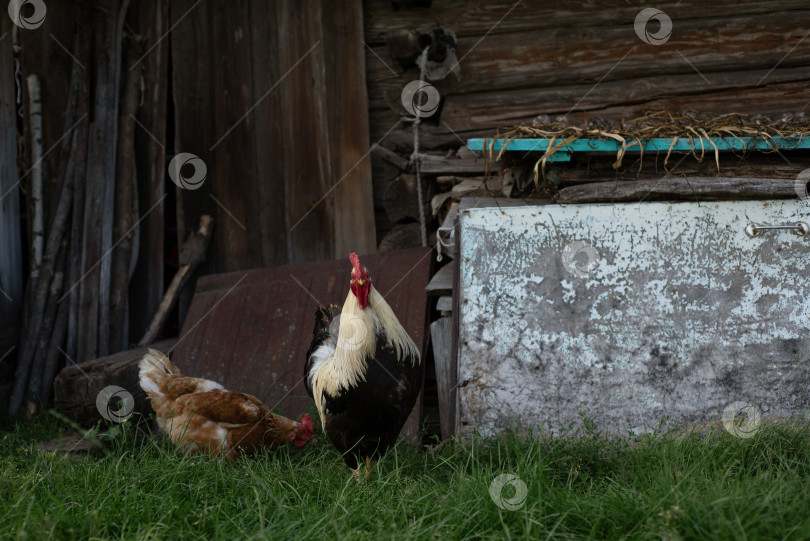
top-left (362, 0), bottom-right (810, 151)
top-left (0, 14), bottom-right (23, 386)
top-left (2, 0), bottom-right (375, 383)
top-left (171, 0), bottom-right (375, 273)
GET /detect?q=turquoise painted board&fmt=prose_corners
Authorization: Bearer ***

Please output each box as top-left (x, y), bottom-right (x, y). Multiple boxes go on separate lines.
top-left (467, 136), bottom-right (810, 153)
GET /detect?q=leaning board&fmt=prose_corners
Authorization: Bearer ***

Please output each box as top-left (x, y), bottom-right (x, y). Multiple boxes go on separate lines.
top-left (457, 200), bottom-right (810, 436)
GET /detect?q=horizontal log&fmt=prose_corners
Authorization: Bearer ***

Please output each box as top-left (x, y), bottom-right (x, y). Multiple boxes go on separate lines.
top-left (369, 73), bottom-right (809, 151)
top-left (552, 156), bottom-right (810, 185)
top-left (441, 67), bottom-right (810, 133)
top-left (451, 178), bottom-right (503, 198)
top-left (384, 174), bottom-right (433, 223)
top-left (421, 154), bottom-right (490, 174)
top-left (378, 223), bottom-right (426, 253)
top-left (53, 339), bottom-right (175, 427)
top-left (362, 0), bottom-right (810, 44)
top-left (371, 143), bottom-right (409, 170)
top-left (370, 108), bottom-right (493, 150)
top-left (554, 177), bottom-right (803, 204)
top-left (367, 11), bottom-right (810, 108)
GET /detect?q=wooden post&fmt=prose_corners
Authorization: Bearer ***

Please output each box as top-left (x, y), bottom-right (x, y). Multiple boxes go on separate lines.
top-left (137, 215), bottom-right (214, 347)
top-left (430, 316), bottom-right (454, 440)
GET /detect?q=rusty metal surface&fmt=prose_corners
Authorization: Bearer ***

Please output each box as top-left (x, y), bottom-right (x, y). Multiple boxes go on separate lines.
top-left (457, 200), bottom-right (810, 437)
top-left (171, 247), bottom-right (432, 418)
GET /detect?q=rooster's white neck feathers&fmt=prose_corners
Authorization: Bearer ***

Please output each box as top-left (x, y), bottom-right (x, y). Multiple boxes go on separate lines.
top-left (311, 285), bottom-right (419, 429)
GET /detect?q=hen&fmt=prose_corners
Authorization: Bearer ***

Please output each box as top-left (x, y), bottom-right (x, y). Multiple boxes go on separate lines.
top-left (304, 253), bottom-right (421, 480)
top-left (139, 349), bottom-right (314, 458)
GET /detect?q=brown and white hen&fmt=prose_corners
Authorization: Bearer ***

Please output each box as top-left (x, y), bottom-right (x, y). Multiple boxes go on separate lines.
top-left (139, 349), bottom-right (313, 458)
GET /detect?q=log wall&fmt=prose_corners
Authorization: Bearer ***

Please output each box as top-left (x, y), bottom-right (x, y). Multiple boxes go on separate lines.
top-left (363, 0), bottom-right (810, 152)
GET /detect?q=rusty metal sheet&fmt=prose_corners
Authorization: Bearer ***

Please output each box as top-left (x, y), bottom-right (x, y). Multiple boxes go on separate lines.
top-left (171, 247), bottom-right (432, 417)
top-left (457, 200), bottom-right (810, 437)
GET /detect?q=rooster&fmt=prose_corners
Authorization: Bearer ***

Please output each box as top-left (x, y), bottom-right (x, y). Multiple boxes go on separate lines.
top-left (139, 349), bottom-right (314, 458)
top-left (304, 253), bottom-right (421, 480)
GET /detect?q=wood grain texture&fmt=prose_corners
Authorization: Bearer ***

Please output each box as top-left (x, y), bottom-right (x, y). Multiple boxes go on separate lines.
top-left (362, 0), bottom-right (810, 44)
top-left (430, 316), bottom-right (453, 440)
top-left (53, 339), bottom-right (176, 427)
top-left (554, 177), bottom-right (805, 204)
top-left (128, 0), bottom-right (168, 344)
top-left (551, 156), bottom-right (810, 185)
top-left (171, 0), bottom-right (376, 275)
top-left (363, 1), bottom-right (810, 154)
top-left (326, 2), bottom-right (377, 259)
top-left (366, 12), bottom-right (810, 105)
top-left (80, 0), bottom-right (129, 360)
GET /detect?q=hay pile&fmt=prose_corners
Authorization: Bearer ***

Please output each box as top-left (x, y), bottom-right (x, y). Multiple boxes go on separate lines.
top-left (485, 111), bottom-right (810, 187)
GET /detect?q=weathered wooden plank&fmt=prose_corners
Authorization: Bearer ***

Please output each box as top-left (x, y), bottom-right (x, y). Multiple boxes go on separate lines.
top-left (208, 0), bottom-right (259, 271)
top-left (442, 67), bottom-right (810, 133)
top-left (278, 1), bottom-right (335, 264)
top-left (370, 74), bottom-right (810, 152)
top-left (366, 12), bottom-right (810, 106)
top-left (552, 156), bottom-right (810, 185)
top-left (249, 0), bottom-right (288, 267)
top-left (170, 0), bottom-right (218, 277)
top-left (326, 1), bottom-right (377, 259)
top-left (420, 155), bottom-right (490, 174)
top-left (128, 0), bottom-right (169, 342)
top-left (363, 0), bottom-right (810, 44)
top-left (430, 316), bottom-right (453, 440)
top-left (78, 0), bottom-right (128, 361)
top-left (110, 37), bottom-right (142, 352)
top-left (451, 178), bottom-right (503, 198)
top-left (554, 177), bottom-right (804, 204)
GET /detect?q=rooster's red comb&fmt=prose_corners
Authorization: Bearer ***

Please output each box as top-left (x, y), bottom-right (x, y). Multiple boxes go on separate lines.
top-left (350, 252), bottom-right (362, 272)
top-left (349, 252), bottom-right (369, 279)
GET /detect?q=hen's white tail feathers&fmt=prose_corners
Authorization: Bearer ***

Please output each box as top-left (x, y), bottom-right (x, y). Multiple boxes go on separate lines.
top-left (138, 349), bottom-right (179, 395)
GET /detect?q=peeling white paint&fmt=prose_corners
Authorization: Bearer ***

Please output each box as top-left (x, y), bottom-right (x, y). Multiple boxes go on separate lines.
top-left (458, 200), bottom-right (810, 437)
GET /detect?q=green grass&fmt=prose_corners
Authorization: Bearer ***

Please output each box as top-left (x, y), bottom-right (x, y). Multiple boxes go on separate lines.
top-left (2, 413), bottom-right (810, 540)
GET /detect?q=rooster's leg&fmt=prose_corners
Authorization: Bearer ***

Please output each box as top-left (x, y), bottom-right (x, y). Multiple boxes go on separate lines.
top-left (351, 468), bottom-right (361, 484)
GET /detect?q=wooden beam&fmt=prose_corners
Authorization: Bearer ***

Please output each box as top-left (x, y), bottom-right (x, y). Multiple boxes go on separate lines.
top-left (443, 67), bottom-right (810, 133)
top-left (362, 0), bottom-right (810, 44)
top-left (371, 143), bottom-right (410, 171)
top-left (53, 339), bottom-right (176, 427)
top-left (554, 177), bottom-right (804, 204)
top-left (367, 11), bottom-right (810, 105)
